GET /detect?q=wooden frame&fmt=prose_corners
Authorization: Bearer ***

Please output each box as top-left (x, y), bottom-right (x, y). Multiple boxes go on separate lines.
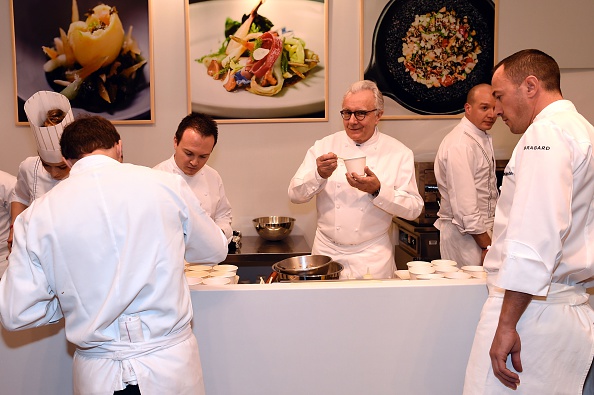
top-left (185, 0), bottom-right (328, 123)
top-left (10, 0), bottom-right (154, 125)
top-left (360, 0), bottom-right (497, 120)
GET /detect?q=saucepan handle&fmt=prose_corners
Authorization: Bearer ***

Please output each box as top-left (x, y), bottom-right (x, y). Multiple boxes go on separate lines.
top-left (265, 271), bottom-right (278, 284)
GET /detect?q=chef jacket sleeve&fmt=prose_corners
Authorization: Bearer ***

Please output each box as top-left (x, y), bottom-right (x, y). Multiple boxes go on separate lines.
top-left (372, 148), bottom-right (423, 221)
top-left (494, 122), bottom-right (585, 296)
top-left (10, 160), bottom-right (32, 206)
top-left (288, 145), bottom-right (327, 204)
top-left (213, 180), bottom-right (233, 241)
top-left (179, 180), bottom-right (228, 264)
top-left (443, 142), bottom-right (487, 234)
top-left (0, 210), bottom-right (63, 330)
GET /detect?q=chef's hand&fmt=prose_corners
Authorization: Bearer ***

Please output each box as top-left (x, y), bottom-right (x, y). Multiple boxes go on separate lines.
top-left (489, 323), bottom-right (523, 390)
top-left (316, 152), bottom-right (338, 179)
top-left (346, 166), bottom-right (381, 195)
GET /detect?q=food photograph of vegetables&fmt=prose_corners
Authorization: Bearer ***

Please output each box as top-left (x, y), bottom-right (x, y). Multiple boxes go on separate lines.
top-left (11, 0), bottom-right (152, 124)
top-left (188, 0), bottom-right (327, 122)
top-left (361, 0), bottom-right (495, 119)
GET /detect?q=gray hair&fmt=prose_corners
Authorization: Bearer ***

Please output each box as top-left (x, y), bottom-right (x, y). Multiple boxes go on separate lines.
top-left (343, 80), bottom-right (384, 112)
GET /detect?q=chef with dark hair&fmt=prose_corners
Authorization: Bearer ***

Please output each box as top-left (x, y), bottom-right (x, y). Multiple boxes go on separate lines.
top-left (0, 115), bottom-right (228, 394)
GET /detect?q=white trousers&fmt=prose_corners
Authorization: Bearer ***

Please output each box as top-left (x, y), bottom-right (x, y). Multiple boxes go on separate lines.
top-left (463, 284), bottom-right (594, 394)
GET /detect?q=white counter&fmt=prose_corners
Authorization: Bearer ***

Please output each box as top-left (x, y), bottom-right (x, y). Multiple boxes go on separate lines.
top-left (0, 279), bottom-right (489, 394)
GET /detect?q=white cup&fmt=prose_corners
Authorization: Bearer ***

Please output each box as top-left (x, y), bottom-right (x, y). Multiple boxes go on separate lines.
top-left (344, 156), bottom-right (366, 176)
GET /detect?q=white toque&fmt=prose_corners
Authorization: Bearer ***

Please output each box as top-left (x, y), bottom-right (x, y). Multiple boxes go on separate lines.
top-left (24, 91), bottom-right (74, 163)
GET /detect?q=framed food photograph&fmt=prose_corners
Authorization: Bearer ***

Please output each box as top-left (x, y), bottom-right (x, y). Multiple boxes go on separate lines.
top-left (11, 0), bottom-right (154, 125)
top-left (186, 0), bottom-right (328, 123)
top-left (360, 0), bottom-right (496, 119)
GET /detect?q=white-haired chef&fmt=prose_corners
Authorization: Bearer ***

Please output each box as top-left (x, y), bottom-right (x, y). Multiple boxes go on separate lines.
top-left (8, 91), bottom-right (74, 251)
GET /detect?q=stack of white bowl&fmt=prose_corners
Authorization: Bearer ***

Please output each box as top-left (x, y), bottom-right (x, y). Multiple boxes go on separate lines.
top-left (394, 259), bottom-right (486, 280)
top-left (184, 264), bottom-right (239, 286)
top-left (208, 264), bottom-right (239, 285)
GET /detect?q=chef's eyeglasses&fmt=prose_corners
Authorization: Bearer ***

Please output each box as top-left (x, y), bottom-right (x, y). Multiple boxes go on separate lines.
top-left (339, 109), bottom-right (377, 121)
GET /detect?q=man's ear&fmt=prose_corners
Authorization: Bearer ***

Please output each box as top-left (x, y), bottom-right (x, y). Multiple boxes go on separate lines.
top-left (115, 140), bottom-right (123, 162)
top-left (525, 75), bottom-right (539, 98)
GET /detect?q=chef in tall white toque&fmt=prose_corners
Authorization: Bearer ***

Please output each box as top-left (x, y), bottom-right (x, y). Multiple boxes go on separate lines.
top-left (7, 91), bottom-right (74, 252)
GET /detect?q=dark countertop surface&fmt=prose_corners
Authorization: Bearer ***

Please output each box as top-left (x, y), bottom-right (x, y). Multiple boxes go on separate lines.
top-left (224, 235), bottom-right (311, 265)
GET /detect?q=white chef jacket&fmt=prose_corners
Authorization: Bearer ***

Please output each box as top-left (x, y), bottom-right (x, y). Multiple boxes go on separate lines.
top-left (154, 155), bottom-right (233, 241)
top-left (0, 170), bottom-right (16, 275)
top-left (434, 116), bottom-right (498, 266)
top-left (0, 155), bottom-right (228, 395)
top-left (464, 100), bottom-right (594, 394)
top-left (10, 156), bottom-right (64, 206)
top-left (288, 129), bottom-right (423, 278)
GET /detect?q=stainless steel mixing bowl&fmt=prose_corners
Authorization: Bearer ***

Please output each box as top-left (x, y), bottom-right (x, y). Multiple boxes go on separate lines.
top-left (252, 216), bottom-right (295, 241)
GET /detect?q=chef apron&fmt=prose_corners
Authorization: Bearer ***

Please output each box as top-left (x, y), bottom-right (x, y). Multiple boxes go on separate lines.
top-left (463, 283), bottom-right (594, 394)
top-left (313, 230), bottom-right (394, 279)
top-left (435, 218), bottom-right (493, 268)
top-left (73, 323), bottom-right (204, 395)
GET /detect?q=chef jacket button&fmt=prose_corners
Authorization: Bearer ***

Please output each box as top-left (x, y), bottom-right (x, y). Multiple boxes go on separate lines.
top-left (336, 205), bottom-right (340, 209)
top-left (336, 227), bottom-right (340, 230)
top-left (360, 208), bottom-right (363, 211)
top-left (337, 184), bottom-right (341, 188)
top-left (355, 228), bottom-right (359, 232)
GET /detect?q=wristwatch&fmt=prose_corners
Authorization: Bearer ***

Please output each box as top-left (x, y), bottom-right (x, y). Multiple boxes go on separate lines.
top-left (371, 187), bottom-right (380, 198)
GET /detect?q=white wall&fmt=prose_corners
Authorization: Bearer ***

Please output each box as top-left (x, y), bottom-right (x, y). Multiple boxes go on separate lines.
top-left (1, 0), bottom-right (592, 245)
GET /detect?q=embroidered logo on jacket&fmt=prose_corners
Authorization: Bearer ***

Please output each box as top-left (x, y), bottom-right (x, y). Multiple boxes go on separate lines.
top-left (523, 145), bottom-right (550, 150)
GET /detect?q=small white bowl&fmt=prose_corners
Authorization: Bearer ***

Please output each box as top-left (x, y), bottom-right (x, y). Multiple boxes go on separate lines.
top-left (445, 271), bottom-right (472, 280)
top-left (470, 271), bottom-right (487, 279)
top-left (416, 273), bottom-right (445, 280)
top-left (394, 270), bottom-right (411, 280)
top-left (461, 265), bottom-right (486, 273)
top-left (185, 271), bottom-right (208, 278)
top-left (408, 266), bottom-right (435, 280)
top-left (202, 277), bottom-right (231, 286)
top-left (210, 270), bottom-right (236, 278)
top-left (212, 264), bottom-right (239, 272)
top-left (433, 265), bottom-right (459, 274)
top-left (186, 276), bottom-right (203, 285)
top-left (187, 265), bottom-right (213, 272)
top-left (407, 261), bottom-right (432, 269)
top-left (431, 259), bottom-right (457, 266)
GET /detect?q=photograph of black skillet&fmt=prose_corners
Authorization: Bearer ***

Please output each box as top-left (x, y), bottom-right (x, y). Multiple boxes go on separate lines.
top-left (364, 0), bottom-right (495, 115)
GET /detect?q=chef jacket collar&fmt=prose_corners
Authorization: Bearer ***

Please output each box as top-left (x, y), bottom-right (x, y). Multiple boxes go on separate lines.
top-left (459, 116), bottom-right (492, 139)
top-left (348, 127), bottom-right (380, 148)
top-left (533, 100), bottom-right (576, 123)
